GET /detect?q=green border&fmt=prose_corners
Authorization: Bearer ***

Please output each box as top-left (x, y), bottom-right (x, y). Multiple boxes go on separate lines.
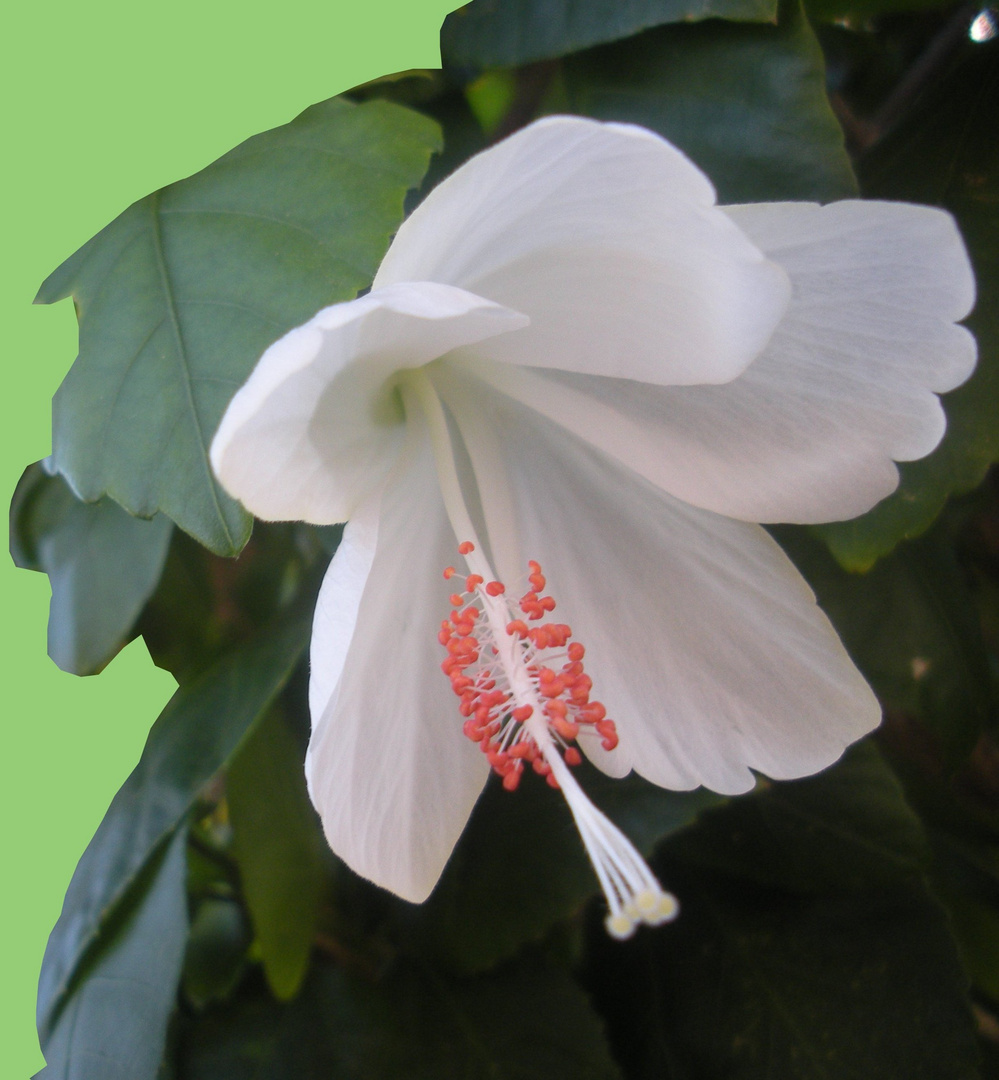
top-left (1, 2), bottom-right (455, 1073)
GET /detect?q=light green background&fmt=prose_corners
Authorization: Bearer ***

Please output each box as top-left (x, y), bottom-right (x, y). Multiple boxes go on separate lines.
top-left (2, 3), bottom-right (456, 1073)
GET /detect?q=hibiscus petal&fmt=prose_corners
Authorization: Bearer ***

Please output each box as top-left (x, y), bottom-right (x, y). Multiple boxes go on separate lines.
top-left (305, 415), bottom-right (490, 903)
top-left (473, 201), bottom-right (976, 524)
top-left (376, 115), bottom-right (791, 387)
top-left (210, 282), bottom-right (527, 525)
top-left (450, 381), bottom-right (881, 795)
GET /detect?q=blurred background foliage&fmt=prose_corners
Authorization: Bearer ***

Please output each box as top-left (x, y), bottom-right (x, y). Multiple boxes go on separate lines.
top-left (9, 0), bottom-right (999, 1075)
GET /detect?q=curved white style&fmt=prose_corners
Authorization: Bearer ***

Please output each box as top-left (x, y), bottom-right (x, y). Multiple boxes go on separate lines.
top-left (211, 116), bottom-right (976, 934)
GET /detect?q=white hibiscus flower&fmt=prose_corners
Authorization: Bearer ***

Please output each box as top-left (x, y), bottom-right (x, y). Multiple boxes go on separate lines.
top-left (211, 116), bottom-right (975, 938)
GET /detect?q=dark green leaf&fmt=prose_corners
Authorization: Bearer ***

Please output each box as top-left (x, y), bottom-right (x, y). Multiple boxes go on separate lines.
top-left (39, 97), bottom-right (442, 555)
top-left (10, 463), bottom-right (172, 675)
top-left (814, 41), bottom-right (999, 569)
top-left (667, 741), bottom-right (930, 892)
top-left (585, 745), bottom-right (976, 1078)
top-left (805, 0), bottom-right (957, 24)
top-left (179, 955), bottom-right (622, 1079)
top-left (228, 707), bottom-right (329, 1001)
top-left (939, 884), bottom-right (999, 1003)
top-left (37, 612), bottom-right (310, 1040)
top-left (564, 0), bottom-right (857, 203)
top-left (38, 825), bottom-right (189, 1080)
top-left (587, 865), bottom-right (978, 1080)
top-left (442, 0), bottom-right (778, 68)
top-left (381, 762), bottom-right (721, 973)
top-left (182, 898), bottom-right (252, 1011)
top-left (776, 525), bottom-right (995, 762)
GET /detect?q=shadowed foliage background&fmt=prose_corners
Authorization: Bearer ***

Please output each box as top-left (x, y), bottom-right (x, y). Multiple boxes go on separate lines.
top-left (7, 0), bottom-right (999, 1076)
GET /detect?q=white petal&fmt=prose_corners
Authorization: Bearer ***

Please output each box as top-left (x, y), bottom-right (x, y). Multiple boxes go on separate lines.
top-left (210, 282), bottom-right (527, 524)
top-left (305, 415), bottom-right (489, 902)
top-left (308, 502), bottom-right (379, 726)
top-left (457, 384), bottom-right (881, 794)
top-left (479, 201), bottom-right (975, 525)
top-left (377, 116), bottom-right (791, 387)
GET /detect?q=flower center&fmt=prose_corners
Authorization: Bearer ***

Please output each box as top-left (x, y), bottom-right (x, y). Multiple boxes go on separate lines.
top-left (440, 552), bottom-right (618, 790)
top-left (397, 367), bottom-right (677, 938)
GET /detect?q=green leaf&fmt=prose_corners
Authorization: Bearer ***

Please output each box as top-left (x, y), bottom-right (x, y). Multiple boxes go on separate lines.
top-left (379, 762), bottom-right (721, 973)
top-left (10, 463), bottom-right (172, 675)
top-left (564, 0), bottom-right (857, 203)
top-left (179, 956), bottom-right (622, 1079)
top-left (805, 0), bottom-right (956, 24)
top-left (182, 897), bottom-right (252, 1011)
top-left (939, 885), bottom-right (999, 1003)
top-left (37, 612), bottom-right (310, 1041)
top-left (776, 525), bottom-right (995, 763)
top-left (38, 825), bottom-right (189, 1080)
top-left (39, 97), bottom-right (442, 556)
top-left (814, 42), bottom-right (999, 569)
top-left (587, 868), bottom-right (979, 1079)
top-left (586, 747), bottom-right (977, 1078)
top-left (228, 707), bottom-right (329, 1001)
top-left (667, 742), bottom-right (930, 893)
top-left (442, 0), bottom-right (778, 69)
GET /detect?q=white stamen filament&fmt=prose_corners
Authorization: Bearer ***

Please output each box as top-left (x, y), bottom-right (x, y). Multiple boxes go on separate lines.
top-left (400, 369), bottom-right (679, 938)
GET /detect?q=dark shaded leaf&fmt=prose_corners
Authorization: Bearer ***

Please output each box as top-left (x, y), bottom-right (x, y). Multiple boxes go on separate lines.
top-left (10, 463), bottom-right (172, 674)
top-left (806, 0), bottom-right (960, 24)
top-left (37, 612), bottom-right (310, 1040)
top-left (179, 955), bottom-right (622, 1079)
top-left (586, 746), bottom-right (976, 1078)
top-left (667, 741), bottom-right (930, 892)
top-left (777, 525), bottom-right (995, 762)
top-left (564, 1), bottom-right (857, 203)
top-left (815, 40), bottom-right (999, 569)
top-left (182, 897), bottom-right (252, 1011)
top-left (587, 866), bottom-right (978, 1080)
top-left (39, 98), bottom-right (441, 555)
top-left (38, 825), bottom-right (189, 1080)
top-left (442, 0), bottom-right (778, 69)
top-left (228, 707), bottom-right (329, 1001)
top-left (380, 762), bottom-right (721, 973)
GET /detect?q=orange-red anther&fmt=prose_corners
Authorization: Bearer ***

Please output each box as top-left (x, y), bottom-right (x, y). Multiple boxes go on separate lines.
top-left (552, 717), bottom-right (580, 741)
top-left (595, 718), bottom-right (619, 751)
top-left (443, 567), bottom-right (457, 580)
top-left (577, 700), bottom-right (605, 723)
top-left (546, 773), bottom-right (561, 790)
top-left (528, 560), bottom-right (541, 574)
top-left (441, 550), bottom-right (616, 793)
top-left (458, 541), bottom-right (475, 555)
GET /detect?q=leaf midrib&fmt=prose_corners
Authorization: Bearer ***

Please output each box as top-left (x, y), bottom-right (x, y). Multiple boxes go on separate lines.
top-left (148, 189), bottom-right (236, 549)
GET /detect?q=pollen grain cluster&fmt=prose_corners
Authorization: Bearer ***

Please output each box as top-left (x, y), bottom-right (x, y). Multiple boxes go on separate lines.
top-left (439, 545), bottom-right (619, 793)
